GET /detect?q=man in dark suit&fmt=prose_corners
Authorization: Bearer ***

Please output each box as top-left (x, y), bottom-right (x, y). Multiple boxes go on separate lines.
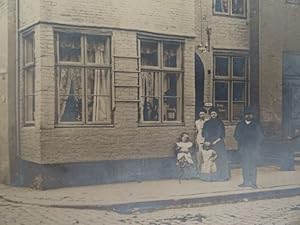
top-left (234, 107), bottom-right (264, 188)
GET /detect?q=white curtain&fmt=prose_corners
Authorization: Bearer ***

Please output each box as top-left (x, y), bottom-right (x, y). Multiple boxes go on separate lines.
top-left (92, 43), bottom-right (110, 122)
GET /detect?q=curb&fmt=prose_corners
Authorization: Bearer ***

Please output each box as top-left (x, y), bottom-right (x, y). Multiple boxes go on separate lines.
top-left (48, 186), bottom-right (300, 214)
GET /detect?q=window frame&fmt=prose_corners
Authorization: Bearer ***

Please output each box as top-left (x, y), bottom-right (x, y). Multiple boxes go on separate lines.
top-left (55, 31), bottom-right (113, 126)
top-left (213, 0), bottom-right (247, 18)
top-left (22, 32), bottom-right (35, 127)
top-left (213, 52), bottom-right (249, 122)
top-left (138, 38), bottom-right (184, 125)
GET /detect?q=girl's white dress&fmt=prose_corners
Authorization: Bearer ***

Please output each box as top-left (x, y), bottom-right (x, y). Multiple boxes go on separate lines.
top-left (201, 149), bottom-right (217, 173)
top-left (176, 141), bottom-right (193, 165)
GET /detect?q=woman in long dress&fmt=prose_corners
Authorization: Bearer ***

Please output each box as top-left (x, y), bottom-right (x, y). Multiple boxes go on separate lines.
top-left (201, 107), bottom-right (231, 181)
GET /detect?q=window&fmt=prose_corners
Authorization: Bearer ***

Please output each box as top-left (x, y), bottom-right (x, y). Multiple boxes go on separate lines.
top-left (139, 39), bottom-right (183, 124)
top-left (55, 32), bottom-right (112, 125)
top-left (286, 0), bottom-right (300, 4)
top-left (214, 0), bottom-right (246, 17)
top-left (23, 33), bottom-right (35, 125)
top-left (213, 54), bottom-right (248, 121)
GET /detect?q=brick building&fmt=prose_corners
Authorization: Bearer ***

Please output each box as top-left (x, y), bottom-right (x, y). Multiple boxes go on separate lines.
top-left (0, 0), bottom-right (299, 188)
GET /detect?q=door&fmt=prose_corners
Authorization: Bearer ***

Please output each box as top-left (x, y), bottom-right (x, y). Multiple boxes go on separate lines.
top-left (283, 52), bottom-right (300, 137)
top-left (195, 54), bottom-right (205, 118)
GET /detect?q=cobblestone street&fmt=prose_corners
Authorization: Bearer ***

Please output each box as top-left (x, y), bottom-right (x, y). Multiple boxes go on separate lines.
top-left (1, 196), bottom-right (300, 225)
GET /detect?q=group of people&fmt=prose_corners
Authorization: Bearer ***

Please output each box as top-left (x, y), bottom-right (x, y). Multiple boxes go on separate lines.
top-left (175, 106), bottom-right (264, 188)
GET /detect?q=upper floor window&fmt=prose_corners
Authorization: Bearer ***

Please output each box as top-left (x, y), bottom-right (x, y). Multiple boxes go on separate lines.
top-left (23, 33), bottom-right (35, 125)
top-left (139, 39), bottom-right (183, 124)
top-left (55, 32), bottom-right (112, 125)
top-left (213, 53), bottom-right (249, 121)
top-left (286, 0), bottom-right (300, 4)
top-left (214, 0), bottom-right (247, 17)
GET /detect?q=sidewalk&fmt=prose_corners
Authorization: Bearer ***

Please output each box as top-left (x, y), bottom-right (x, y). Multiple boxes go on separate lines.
top-left (1, 165), bottom-right (300, 213)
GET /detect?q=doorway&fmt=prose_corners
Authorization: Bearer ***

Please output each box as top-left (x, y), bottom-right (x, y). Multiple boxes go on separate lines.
top-left (195, 54), bottom-right (205, 119)
top-left (283, 52), bottom-right (300, 137)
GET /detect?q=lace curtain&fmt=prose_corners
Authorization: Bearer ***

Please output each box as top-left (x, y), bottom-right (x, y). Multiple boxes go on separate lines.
top-left (88, 40), bottom-right (111, 122)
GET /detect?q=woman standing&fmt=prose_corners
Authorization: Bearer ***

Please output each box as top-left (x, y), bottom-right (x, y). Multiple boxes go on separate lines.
top-left (201, 107), bottom-right (231, 181)
top-left (195, 108), bottom-right (208, 171)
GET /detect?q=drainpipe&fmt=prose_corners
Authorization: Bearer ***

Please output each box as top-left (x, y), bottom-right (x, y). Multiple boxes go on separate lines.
top-left (14, 0), bottom-right (21, 185)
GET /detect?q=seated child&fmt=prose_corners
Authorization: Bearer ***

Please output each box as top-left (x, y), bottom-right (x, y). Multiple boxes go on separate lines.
top-left (201, 143), bottom-right (218, 174)
top-left (176, 133), bottom-right (194, 167)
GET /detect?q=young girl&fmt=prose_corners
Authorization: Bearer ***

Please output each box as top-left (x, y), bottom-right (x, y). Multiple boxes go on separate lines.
top-left (175, 133), bottom-right (194, 167)
top-left (201, 143), bottom-right (218, 174)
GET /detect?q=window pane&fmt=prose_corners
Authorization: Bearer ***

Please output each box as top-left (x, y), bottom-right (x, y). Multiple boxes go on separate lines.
top-left (233, 102), bottom-right (244, 120)
top-left (59, 33), bottom-right (81, 62)
top-left (25, 68), bottom-right (34, 96)
top-left (141, 41), bottom-right (158, 66)
top-left (58, 67), bottom-right (83, 122)
top-left (24, 34), bottom-right (34, 64)
top-left (163, 73), bottom-right (181, 121)
top-left (215, 82), bottom-right (228, 101)
top-left (59, 68), bottom-right (82, 95)
top-left (233, 57), bottom-right (246, 77)
top-left (24, 68), bottom-right (35, 122)
top-left (215, 56), bottom-right (229, 76)
top-left (232, 0), bottom-right (245, 15)
top-left (86, 69), bottom-right (111, 123)
top-left (233, 82), bottom-right (245, 101)
top-left (215, 0), bottom-right (229, 13)
top-left (215, 102), bottom-right (229, 120)
top-left (87, 35), bottom-right (110, 64)
top-left (163, 43), bottom-right (181, 68)
top-left (25, 96), bottom-right (35, 122)
top-left (141, 71), bottom-right (160, 98)
top-left (142, 97), bottom-right (159, 121)
top-left (59, 95), bottom-right (82, 122)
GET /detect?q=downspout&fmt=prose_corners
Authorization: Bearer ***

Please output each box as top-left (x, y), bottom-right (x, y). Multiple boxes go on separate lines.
top-left (15, 0), bottom-right (21, 183)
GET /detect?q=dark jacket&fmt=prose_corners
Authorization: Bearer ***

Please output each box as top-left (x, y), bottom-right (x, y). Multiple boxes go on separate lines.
top-left (202, 118), bottom-right (225, 143)
top-left (234, 120), bottom-right (264, 148)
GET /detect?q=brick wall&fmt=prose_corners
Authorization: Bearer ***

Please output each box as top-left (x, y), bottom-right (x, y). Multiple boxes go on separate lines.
top-left (19, 0), bottom-right (196, 163)
top-left (20, 26), bottom-right (196, 163)
top-left (19, 0), bottom-right (40, 28)
top-left (194, 0), bottom-right (251, 150)
top-left (259, 0), bottom-right (300, 135)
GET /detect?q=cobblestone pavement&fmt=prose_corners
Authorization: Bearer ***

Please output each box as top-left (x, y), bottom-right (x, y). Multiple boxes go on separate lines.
top-left (1, 196), bottom-right (300, 225)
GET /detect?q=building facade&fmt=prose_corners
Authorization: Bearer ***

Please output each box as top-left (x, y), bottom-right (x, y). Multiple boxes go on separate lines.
top-left (0, 0), bottom-right (299, 188)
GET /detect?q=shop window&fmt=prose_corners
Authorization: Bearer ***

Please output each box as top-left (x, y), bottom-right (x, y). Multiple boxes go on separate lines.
top-left (214, 0), bottom-right (247, 17)
top-left (139, 39), bottom-right (183, 124)
top-left (23, 33), bottom-right (35, 125)
top-left (214, 54), bottom-right (248, 121)
top-left (56, 32), bottom-right (112, 125)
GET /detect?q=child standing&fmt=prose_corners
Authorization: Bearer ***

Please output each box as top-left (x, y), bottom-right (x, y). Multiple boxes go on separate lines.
top-left (176, 133), bottom-right (194, 167)
top-left (201, 143), bottom-right (218, 174)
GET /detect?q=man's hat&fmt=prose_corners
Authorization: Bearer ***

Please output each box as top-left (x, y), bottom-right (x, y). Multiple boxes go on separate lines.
top-left (199, 108), bottom-right (207, 114)
top-left (244, 106), bottom-right (254, 115)
top-left (209, 106), bottom-right (219, 114)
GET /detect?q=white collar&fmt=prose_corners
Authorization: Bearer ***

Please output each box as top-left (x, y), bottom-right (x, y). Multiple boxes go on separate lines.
top-left (245, 120), bottom-right (252, 125)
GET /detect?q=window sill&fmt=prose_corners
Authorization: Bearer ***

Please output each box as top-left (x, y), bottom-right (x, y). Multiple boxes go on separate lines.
top-left (138, 122), bottom-right (185, 127)
top-left (23, 124), bottom-right (35, 128)
top-left (212, 12), bottom-right (247, 19)
top-left (54, 124), bottom-right (114, 128)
